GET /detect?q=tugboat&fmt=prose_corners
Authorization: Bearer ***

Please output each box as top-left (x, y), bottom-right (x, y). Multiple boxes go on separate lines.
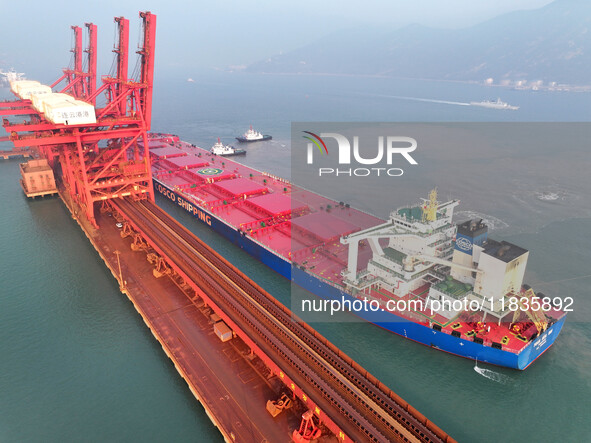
top-left (236, 125), bottom-right (272, 143)
top-left (210, 138), bottom-right (246, 156)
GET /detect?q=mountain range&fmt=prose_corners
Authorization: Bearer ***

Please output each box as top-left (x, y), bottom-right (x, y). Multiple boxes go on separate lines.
top-left (246, 0), bottom-right (591, 85)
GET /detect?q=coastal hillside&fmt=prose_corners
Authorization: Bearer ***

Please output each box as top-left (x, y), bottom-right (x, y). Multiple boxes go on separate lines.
top-left (246, 0), bottom-right (591, 86)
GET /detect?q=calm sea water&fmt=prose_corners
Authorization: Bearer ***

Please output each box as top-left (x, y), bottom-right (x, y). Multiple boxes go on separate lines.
top-left (1, 72), bottom-right (590, 442)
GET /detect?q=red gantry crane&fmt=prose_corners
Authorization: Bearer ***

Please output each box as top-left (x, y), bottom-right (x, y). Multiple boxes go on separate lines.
top-left (0, 12), bottom-right (459, 443)
top-left (1, 11), bottom-right (157, 228)
top-left (52, 22), bottom-right (98, 104)
top-left (0, 21), bottom-right (96, 122)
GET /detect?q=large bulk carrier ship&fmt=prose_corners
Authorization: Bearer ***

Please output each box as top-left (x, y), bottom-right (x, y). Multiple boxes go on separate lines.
top-left (145, 134), bottom-right (566, 370)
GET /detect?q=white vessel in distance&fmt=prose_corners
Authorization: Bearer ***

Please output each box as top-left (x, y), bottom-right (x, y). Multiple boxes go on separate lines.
top-left (210, 138), bottom-right (246, 156)
top-left (0, 68), bottom-right (26, 86)
top-left (470, 98), bottom-right (519, 110)
top-left (236, 125), bottom-right (272, 142)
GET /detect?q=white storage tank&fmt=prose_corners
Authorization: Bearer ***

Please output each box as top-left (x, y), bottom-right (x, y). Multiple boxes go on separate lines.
top-left (10, 80), bottom-right (40, 94)
top-left (44, 100), bottom-right (72, 123)
top-left (44, 100), bottom-right (97, 125)
top-left (16, 84), bottom-right (52, 100)
top-left (31, 92), bottom-right (74, 113)
top-left (39, 94), bottom-right (76, 114)
top-left (30, 93), bottom-right (48, 112)
top-left (69, 100), bottom-right (97, 124)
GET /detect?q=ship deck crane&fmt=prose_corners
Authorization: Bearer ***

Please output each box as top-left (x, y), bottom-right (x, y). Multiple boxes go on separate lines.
top-left (340, 195), bottom-right (460, 283)
top-left (511, 288), bottom-right (549, 333)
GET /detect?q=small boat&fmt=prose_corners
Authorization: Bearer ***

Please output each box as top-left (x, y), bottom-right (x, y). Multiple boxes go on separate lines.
top-left (210, 138), bottom-right (246, 156)
top-left (470, 98), bottom-right (519, 110)
top-left (236, 125), bottom-right (272, 143)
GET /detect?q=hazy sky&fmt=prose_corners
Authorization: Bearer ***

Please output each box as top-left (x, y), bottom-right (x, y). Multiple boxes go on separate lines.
top-left (1, 0), bottom-right (555, 81)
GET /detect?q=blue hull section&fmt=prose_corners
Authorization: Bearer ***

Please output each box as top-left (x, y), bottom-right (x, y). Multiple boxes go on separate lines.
top-left (291, 267), bottom-right (565, 370)
top-left (154, 179), bottom-right (564, 370)
top-left (153, 180), bottom-right (291, 278)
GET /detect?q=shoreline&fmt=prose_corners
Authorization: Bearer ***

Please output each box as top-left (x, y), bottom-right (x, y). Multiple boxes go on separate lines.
top-left (223, 70), bottom-right (591, 92)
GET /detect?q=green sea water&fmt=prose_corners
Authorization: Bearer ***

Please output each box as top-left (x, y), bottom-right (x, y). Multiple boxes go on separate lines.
top-left (1, 73), bottom-right (590, 442)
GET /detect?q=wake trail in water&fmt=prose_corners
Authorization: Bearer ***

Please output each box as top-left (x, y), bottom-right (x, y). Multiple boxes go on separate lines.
top-left (369, 93), bottom-right (471, 107)
top-left (474, 362), bottom-right (514, 384)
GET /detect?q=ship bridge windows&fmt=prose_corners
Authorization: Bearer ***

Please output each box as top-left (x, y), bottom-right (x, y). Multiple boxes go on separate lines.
top-left (397, 206), bottom-right (423, 221)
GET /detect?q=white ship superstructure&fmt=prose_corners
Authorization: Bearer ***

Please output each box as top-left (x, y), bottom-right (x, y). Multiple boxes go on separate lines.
top-left (211, 138), bottom-right (245, 156)
top-left (342, 189), bottom-right (458, 295)
top-left (342, 189), bottom-right (538, 325)
top-left (236, 125), bottom-right (271, 142)
top-left (243, 126), bottom-right (263, 140)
